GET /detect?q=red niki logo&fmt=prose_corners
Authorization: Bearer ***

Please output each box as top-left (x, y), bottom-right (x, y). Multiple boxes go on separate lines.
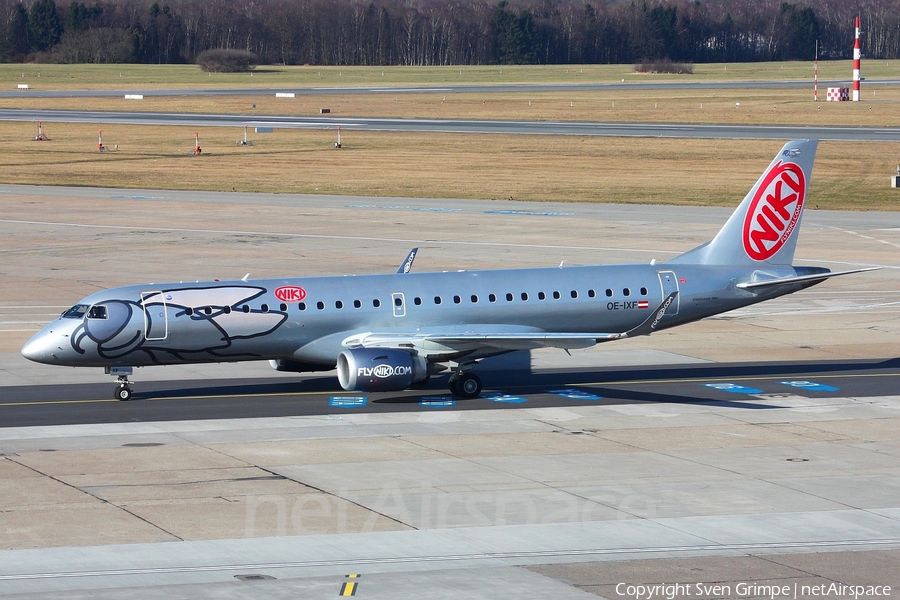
top-left (274, 286), bottom-right (307, 302)
top-left (742, 160), bottom-right (806, 261)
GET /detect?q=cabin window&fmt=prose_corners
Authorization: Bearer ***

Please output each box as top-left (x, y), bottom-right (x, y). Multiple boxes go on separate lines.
top-left (640, 287), bottom-right (648, 296)
top-left (279, 303), bottom-right (287, 312)
top-left (506, 293), bottom-right (513, 302)
top-left (394, 296), bottom-right (403, 307)
top-left (317, 301), bottom-right (325, 310)
top-left (205, 306), bottom-right (213, 315)
top-left (242, 305), bottom-right (251, 313)
top-left (588, 289), bottom-right (596, 298)
top-left (553, 291), bottom-right (561, 300)
top-left (570, 290), bottom-right (578, 299)
top-left (623, 288), bottom-right (631, 297)
top-left (373, 299), bottom-right (381, 308)
top-left (414, 297), bottom-right (422, 306)
top-left (453, 295), bottom-right (461, 304)
top-left (185, 308), bottom-right (194, 316)
top-left (606, 289), bottom-right (613, 297)
top-left (489, 294), bottom-right (497, 302)
top-left (538, 291), bottom-right (546, 300)
top-left (434, 296), bottom-right (442, 305)
top-left (299, 302), bottom-right (306, 311)
top-left (471, 295), bottom-right (478, 303)
top-left (260, 304), bottom-right (269, 313)
top-left (224, 306), bottom-right (232, 314)
top-left (87, 305), bottom-right (108, 320)
top-left (335, 301), bottom-right (343, 309)
top-left (521, 292), bottom-right (529, 301)
top-left (63, 305), bottom-right (88, 319)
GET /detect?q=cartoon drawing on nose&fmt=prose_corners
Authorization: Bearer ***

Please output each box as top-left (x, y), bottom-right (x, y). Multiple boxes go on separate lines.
top-left (72, 286), bottom-right (289, 363)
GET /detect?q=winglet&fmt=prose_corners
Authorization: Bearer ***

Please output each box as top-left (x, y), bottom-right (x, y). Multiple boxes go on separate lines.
top-left (622, 292), bottom-right (678, 338)
top-left (397, 248), bottom-right (418, 274)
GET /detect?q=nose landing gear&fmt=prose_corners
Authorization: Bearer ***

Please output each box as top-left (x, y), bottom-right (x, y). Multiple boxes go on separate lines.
top-left (115, 381), bottom-right (133, 401)
top-left (106, 366), bottom-right (135, 401)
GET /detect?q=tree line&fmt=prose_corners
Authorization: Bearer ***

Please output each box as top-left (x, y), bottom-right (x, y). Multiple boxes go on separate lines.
top-left (1, 0), bottom-right (898, 66)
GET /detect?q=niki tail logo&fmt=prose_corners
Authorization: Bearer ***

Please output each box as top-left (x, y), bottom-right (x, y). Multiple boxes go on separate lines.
top-left (742, 160), bottom-right (805, 261)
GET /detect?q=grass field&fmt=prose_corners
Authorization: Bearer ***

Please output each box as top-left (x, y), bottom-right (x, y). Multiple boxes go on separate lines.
top-left (4, 86), bottom-right (899, 126)
top-left (3, 122), bottom-right (898, 210)
top-left (2, 62), bottom-right (900, 210)
top-left (3, 60), bottom-right (897, 88)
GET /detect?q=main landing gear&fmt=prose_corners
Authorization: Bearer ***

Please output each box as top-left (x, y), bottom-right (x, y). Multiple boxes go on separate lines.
top-left (106, 366), bottom-right (134, 401)
top-left (448, 371), bottom-right (482, 399)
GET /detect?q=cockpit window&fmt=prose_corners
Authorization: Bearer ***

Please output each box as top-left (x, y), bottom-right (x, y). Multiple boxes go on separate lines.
top-left (62, 305), bottom-right (88, 319)
top-left (87, 305), bottom-right (108, 320)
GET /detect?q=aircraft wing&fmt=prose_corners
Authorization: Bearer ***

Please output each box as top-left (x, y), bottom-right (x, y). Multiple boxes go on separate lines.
top-left (736, 267), bottom-right (880, 290)
top-left (343, 292), bottom-right (677, 354)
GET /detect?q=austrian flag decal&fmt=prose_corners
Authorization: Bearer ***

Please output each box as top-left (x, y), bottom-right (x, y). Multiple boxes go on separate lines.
top-left (742, 160), bottom-right (805, 261)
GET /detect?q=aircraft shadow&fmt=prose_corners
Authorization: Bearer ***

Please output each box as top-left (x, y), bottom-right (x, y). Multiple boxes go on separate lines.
top-left (126, 356), bottom-right (897, 411)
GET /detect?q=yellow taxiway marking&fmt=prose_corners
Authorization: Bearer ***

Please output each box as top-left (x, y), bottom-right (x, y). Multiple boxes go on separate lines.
top-left (0, 390), bottom-right (325, 407)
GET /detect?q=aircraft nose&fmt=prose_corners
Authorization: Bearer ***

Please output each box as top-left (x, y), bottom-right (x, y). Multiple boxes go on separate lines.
top-left (21, 332), bottom-right (49, 363)
top-left (21, 326), bottom-right (73, 365)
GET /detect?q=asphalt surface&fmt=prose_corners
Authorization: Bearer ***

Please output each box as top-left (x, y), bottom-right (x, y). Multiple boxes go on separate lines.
top-left (3, 107), bottom-right (900, 140)
top-left (3, 359), bottom-right (897, 428)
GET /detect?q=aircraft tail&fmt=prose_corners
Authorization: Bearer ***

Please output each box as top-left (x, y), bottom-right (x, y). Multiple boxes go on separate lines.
top-left (669, 139), bottom-right (818, 266)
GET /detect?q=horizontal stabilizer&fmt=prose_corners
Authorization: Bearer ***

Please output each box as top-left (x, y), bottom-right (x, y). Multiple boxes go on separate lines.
top-left (736, 267), bottom-right (880, 290)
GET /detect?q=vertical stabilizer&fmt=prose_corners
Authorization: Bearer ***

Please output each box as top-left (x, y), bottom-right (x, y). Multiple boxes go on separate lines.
top-left (669, 139), bottom-right (817, 266)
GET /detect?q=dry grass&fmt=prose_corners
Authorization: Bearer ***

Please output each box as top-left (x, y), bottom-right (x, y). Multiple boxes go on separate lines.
top-left (4, 83), bottom-right (899, 127)
top-left (4, 60), bottom-right (887, 88)
top-left (2, 121), bottom-right (898, 210)
top-left (3, 61), bottom-right (900, 210)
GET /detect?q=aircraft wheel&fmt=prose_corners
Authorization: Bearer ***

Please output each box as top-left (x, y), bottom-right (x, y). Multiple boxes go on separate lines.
top-left (115, 385), bottom-right (133, 401)
top-left (453, 373), bottom-right (482, 399)
top-left (447, 377), bottom-right (459, 396)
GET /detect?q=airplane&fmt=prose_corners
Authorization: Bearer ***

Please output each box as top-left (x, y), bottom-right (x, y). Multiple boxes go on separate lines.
top-left (22, 139), bottom-right (875, 402)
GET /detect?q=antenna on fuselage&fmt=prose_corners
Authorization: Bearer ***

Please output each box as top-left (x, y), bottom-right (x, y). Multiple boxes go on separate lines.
top-left (242, 273), bottom-right (251, 281)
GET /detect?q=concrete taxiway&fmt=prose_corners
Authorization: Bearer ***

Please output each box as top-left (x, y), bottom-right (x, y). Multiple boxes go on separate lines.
top-left (3, 108), bottom-right (900, 141)
top-left (0, 184), bottom-right (898, 598)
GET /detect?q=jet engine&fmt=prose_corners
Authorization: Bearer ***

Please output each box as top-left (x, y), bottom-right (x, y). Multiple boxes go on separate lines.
top-left (337, 348), bottom-right (428, 392)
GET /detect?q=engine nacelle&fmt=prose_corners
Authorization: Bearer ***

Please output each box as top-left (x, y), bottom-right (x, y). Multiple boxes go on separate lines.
top-left (337, 348), bottom-right (427, 392)
top-left (269, 358), bottom-right (335, 373)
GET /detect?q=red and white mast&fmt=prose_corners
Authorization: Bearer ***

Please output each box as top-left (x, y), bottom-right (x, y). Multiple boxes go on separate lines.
top-left (852, 15), bottom-right (861, 101)
top-left (814, 40), bottom-right (818, 102)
